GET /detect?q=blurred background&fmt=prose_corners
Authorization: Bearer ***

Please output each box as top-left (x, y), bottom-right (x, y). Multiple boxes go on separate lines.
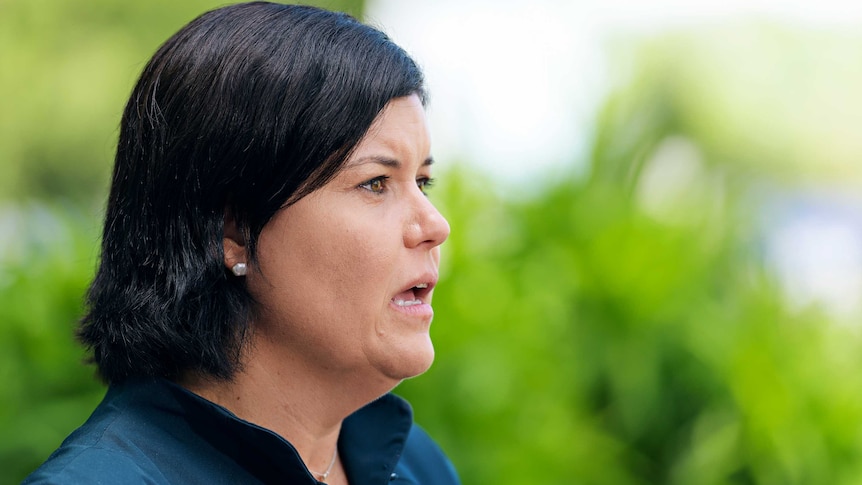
top-left (2, 0), bottom-right (862, 483)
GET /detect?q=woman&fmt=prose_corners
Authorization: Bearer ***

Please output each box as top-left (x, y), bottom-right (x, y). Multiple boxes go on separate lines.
top-left (25, 3), bottom-right (457, 484)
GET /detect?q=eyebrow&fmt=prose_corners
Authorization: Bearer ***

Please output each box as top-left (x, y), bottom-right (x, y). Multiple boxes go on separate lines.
top-left (350, 156), bottom-right (434, 168)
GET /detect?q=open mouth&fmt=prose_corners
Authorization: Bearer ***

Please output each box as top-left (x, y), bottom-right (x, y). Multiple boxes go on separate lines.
top-left (391, 282), bottom-right (433, 307)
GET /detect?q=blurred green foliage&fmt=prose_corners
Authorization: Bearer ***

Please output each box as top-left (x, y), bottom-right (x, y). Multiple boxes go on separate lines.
top-left (0, 205), bottom-right (104, 482)
top-left (401, 88), bottom-right (862, 484)
top-left (3, 1), bottom-right (862, 485)
top-left (395, 28), bottom-right (862, 485)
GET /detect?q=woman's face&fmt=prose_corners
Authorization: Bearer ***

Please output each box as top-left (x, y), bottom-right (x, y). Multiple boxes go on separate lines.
top-left (243, 94), bottom-right (449, 385)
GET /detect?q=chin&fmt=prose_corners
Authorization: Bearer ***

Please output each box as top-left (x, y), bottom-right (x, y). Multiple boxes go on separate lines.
top-left (375, 338), bottom-right (436, 382)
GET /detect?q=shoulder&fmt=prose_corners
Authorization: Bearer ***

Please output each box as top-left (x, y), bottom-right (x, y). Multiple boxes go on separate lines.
top-left (393, 424), bottom-right (461, 485)
top-left (23, 381), bottom-right (177, 484)
top-left (23, 445), bottom-right (163, 484)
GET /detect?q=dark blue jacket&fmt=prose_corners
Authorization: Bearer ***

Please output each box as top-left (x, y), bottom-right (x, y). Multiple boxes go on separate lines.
top-left (24, 379), bottom-right (459, 484)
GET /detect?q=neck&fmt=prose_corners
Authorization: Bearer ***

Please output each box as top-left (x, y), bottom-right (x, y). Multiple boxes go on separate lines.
top-left (178, 332), bottom-right (400, 480)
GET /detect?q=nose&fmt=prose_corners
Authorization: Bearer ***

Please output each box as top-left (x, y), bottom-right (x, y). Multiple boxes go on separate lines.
top-left (404, 190), bottom-right (450, 249)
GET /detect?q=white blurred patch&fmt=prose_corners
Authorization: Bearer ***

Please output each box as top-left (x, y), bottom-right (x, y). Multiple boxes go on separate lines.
top-left (767, 201), bottom-right (862, 320)
top-left (366, 0), bottom-right (603, 187)
top-left (635, 135), bottom-right (725, 226)
top-left (367, 0), bottom-right (862, 188)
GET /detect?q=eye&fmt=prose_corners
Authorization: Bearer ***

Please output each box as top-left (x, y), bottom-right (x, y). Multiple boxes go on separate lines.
top-left (359, 176), bottom-right (388, 194)
top-left (417, 177), bottom-right (436, 195)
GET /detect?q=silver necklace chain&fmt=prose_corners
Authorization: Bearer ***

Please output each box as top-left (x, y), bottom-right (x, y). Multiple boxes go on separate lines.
top-left (310, 447), bottom-right (338, 482)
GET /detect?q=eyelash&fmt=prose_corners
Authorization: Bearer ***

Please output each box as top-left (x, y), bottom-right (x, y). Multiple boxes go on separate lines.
top-left (418, 177), bottom-right (435, 195)
top-left (358, 176), bottom-right (436, 195)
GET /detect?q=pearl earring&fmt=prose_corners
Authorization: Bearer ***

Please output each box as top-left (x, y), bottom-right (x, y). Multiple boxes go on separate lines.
top-left (231, 262), bottom-right (247, 276)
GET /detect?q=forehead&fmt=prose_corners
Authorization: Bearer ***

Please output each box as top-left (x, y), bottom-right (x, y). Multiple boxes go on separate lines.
top-left (345, 94), bottom-right (430, 164)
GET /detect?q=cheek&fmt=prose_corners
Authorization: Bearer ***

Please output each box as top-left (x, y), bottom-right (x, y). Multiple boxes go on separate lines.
top-left (269, 217), bottom-right (397, 311)
top-left (327, 229), bottom-right (398, 305)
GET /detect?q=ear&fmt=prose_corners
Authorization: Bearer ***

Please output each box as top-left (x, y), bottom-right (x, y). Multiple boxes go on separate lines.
top-left (223, 209), bottom-right (248, 272)
top-left (224, 237), bottom-right (247, 273)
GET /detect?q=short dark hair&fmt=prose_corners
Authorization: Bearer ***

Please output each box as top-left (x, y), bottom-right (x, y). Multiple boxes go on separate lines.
top-left (78, 2), bottom-right (426, 384)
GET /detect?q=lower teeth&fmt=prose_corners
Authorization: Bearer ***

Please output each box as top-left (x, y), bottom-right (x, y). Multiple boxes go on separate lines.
top-left (394, 299), bottom-right (422, 307)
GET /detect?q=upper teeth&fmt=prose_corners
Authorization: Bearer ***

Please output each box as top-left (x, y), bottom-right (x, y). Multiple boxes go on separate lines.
top-left (415, 283), bottom-right (428, 289)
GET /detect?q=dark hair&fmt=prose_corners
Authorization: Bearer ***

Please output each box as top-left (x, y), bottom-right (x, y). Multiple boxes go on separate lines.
top-left (78, 2), bottom-right (426, 384)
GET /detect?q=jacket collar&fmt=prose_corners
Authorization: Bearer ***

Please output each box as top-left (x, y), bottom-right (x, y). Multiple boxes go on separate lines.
top-left (160, 379), bottom-right (413, 484)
